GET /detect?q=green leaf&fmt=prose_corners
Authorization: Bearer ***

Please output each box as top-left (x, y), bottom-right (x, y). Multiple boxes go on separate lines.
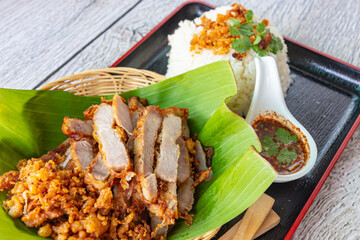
top-left (260, 29), bottom-right (269, 38)
top-left (231, 36), bottom-right (252, 54)
top-left (0, 61), bottom-right (276, 240)
top-left (229, 18), bottom-right (242, 26)
top-left (268, 33), bottom-right (284, 54)
top-left (256, 22), bottom-right (266, 33)
top-left (260, 135), bottom-right (279, 156)
top-left (238, 23), bottom-right (254, 36)
top-left (252, 45), bottom-right (267, 57)
top-left (229, 26), bottom-right (241, 36)
top-left (245, 10), bottom-right (253, 22)
top-left (276, 128), bottom-right (297, 144)
top-left (277, 149), bottom-right (297, 164)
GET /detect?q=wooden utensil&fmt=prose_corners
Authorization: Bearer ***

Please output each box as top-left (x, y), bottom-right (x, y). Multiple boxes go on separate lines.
top-left (219, 209), bottom-right (280, 240)
top-left (222, 194), bottom-right (274, 240)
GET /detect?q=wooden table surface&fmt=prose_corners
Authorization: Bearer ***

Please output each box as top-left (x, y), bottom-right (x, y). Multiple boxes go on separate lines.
top-left (0, 0), bottom-right (359, 239)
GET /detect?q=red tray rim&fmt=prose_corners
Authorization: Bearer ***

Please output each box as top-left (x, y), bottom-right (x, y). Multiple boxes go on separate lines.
top-left (110, 1), bottom-right (360, 239)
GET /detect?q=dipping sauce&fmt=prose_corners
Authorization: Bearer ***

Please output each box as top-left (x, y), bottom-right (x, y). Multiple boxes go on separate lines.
top-left (253, 118), bottom-right (309, 175)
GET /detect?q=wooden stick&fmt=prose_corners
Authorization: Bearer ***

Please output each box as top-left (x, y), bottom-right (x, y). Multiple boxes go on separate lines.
top-left (219, 209), bottom-right (280, 240)
top-left (232, 194), bottom-right (275, 240)
top-left (253, 209), bottom-right (280, 239)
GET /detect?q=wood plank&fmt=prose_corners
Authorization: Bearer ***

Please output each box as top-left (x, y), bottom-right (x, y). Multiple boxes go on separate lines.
top-left (219, 209), bottom-right (280, 240)
top-left (39, 0), bottom-right (359, 88)
top-left (0, 0), bottom-right (139, 89)
top-left (233, 194), bottom-right (274, 240)
top-left (39, 0), bottom-right (191, 87)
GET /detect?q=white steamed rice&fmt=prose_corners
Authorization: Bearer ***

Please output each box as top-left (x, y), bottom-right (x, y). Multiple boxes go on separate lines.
top-left (166, 6), bottom-right (291, 116)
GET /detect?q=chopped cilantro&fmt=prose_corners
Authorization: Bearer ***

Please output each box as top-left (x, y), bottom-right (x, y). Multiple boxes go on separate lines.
top-left (276, 128), bottom-right (298, 144)
top-left (244, 10), bottom-right (253, 22)
top-left (268, 33), bottom-right (284, 54)
top-left (252, 45), bottom-right (267, 57)
top-left (260, 135), bottom-right (278, 156)
top-left (277, 149), bottom-right (297, 164)
top-left (229, 26), bottom-right (241, 36)
top-left (229, 18), bottom-right (242, 26)
top-left (238, 23), bottom-right (254, 36)
top-left (256, 22), bottom-right (266, 33)
top-left (231, 36), bottom-right (252, 54)
top-left (229, 10), bottom-right (283, 56)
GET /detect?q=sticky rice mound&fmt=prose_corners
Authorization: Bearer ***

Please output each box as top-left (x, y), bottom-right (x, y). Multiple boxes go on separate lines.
top-left (166, 4), bottom-right (291, 116)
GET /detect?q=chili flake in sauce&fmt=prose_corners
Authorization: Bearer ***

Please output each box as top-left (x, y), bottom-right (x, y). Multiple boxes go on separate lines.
top-left (253, 118), bottom-right (309, 175)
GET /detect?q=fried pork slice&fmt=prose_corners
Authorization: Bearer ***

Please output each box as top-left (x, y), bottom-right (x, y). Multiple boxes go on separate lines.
top-left (59, 147), bottom-right (72, 168)
top-left (155, 115), bottom-right (182, 182)
top-left (93, 103), bottom-right (131, 172)
top-left (193, 168), bottom-right (212, 187)
top-left (150, 182), bottom-right (178, 235)
top-left (83, 105), bottom-right (99, 120)
top-left (112, 95), bottom-right (133, 136)
top-left (89, 153), bottom-right (110, 182)
top-left (177, 138), bottom-right (191, 184)
top-left (178, 178), bottom-right (195, 214)
top-left (62, 117), bottom-right (93, 140)
top-left (128, 96), bottom-right (147, 128)
top-left (164, 107), bottom-right (190, 138)
top-left (151, 214), bottom-right (168, 237)
top-left (65, 138), bottom-right (95, 171)
top-left (140, 173), bottom-right (158, 203)
top-left (165, 182), bottom-right (178, 213)
top-left (194, 140), bottom-right (208, 172)
top-left (40, 138), bottom-right (70, 163)
top-left (134, 106), bottom-right (162, 176)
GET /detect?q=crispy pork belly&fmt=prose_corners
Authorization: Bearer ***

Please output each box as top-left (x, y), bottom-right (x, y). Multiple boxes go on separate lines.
top-left (65, 138), bottom-right (95, 171)
top-left (128, 96), bottom-right (147, 128)
top-left (193, 168), bottom-right (212, 187)
top-left (112, 95), bottom-right (133, 136)
top-left (93, 103), bottom-right (131, 172)
top-left (177, 138), bottom-right (191, 183)
top-left (83, 105), bottom-right (99, 120)
top-left (151, 214), bottom-right (168, 237)
top-left (128, 96), bottom-right (146, 110)
top-left (126, 135), bottom-right (135, 153)
top-left (155, 115), bottom-right (182, 182)
top-left (178, 178), bottom-right (195, 214)
top-left (134, 106), bottom-right (163, 176)
top-left (89, 153), bottom-right (110, 182)
top-left (150, 182), bottom-right (178, 235)
top-left (131, 111), bottom-right (141, 130)
top-left (140, 174), bottom-right (158, 203)
top-left (163, 107), bottom-right (190, 138)
top-left (165, 182), bottom-right (178, 212)
top-left (194, 140), bottom-right (208, 172)
top-left (59, 147), bottom-right (72, 168)
top-left (182, 122), bottom-right (190, 138)
top-left (62, 117), bottom-right (93, 140)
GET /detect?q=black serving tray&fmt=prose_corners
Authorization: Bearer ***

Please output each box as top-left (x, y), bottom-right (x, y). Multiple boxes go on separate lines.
top-left (112, 1), bottom-right (360, 239)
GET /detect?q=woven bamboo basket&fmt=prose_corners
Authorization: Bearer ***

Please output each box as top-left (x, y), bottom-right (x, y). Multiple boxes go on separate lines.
top-left (40, 67), bottom-right (221, 240)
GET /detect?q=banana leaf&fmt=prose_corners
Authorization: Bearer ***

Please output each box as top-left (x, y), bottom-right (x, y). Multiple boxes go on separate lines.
top-left (0, 61), bottom-right (276, 240)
